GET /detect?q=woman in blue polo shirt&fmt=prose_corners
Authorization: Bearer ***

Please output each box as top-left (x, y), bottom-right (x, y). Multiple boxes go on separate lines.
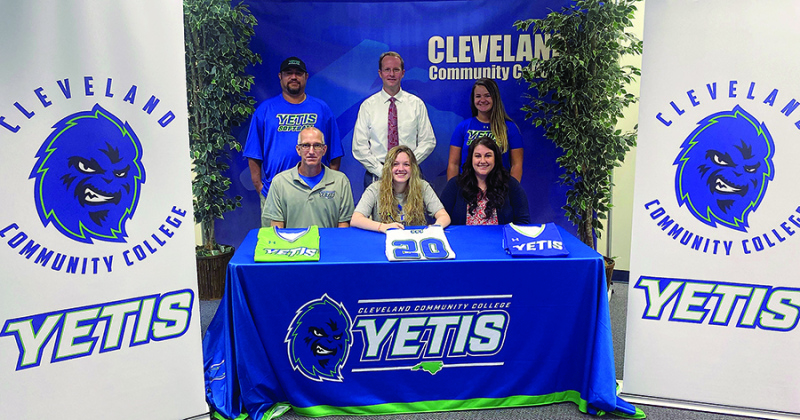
top-left (447, 78), bottom-right (524, 182)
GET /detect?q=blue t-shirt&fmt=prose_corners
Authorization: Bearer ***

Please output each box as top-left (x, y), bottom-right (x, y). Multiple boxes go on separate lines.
top-left (243, 94), bottom-right (343, 197)
top-left (449, 117), bottom-right (523, 171)
top-left (503, 223), bottom-right (568, 257)
top-left (298, 170), bottom-right (324, 189)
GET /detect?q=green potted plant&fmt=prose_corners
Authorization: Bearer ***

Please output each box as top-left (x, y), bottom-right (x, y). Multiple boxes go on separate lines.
top-left (514, 0), bottom-right (642, 285)
top-left (184, 0), bottom-right (261, 299)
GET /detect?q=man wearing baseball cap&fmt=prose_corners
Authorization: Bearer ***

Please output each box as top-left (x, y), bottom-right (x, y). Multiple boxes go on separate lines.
top-left (244, 56), bottom-right (344, 209)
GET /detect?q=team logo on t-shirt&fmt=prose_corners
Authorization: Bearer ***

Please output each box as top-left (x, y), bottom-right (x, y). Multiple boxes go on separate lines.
top-left (286, 294), bottom-right (353, 382)
top-left (276, 113), bottom-right (318, 132)
top-left (466, 129), bottom-right (492, 146)
top-left (673, 105), bottom-right (775, 232)
top-left (30, 104), bottom-right (146, 243)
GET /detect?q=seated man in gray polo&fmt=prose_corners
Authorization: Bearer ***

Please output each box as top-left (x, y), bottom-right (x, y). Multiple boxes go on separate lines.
top-left (263, 127), bottom-right (355, 228)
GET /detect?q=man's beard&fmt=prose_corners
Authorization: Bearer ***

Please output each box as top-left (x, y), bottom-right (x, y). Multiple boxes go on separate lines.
top-left (286, 84), bottom-right (302, 95)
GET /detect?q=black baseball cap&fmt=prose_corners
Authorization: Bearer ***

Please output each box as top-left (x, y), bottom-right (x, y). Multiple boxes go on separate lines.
top-left (280, 57), bottom-right (307, 73)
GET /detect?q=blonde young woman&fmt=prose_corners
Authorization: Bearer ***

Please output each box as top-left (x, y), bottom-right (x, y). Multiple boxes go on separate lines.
top-left (351, 145), bottom-right (450, 232)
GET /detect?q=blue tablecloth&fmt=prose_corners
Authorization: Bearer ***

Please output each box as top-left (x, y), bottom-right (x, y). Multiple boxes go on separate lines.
top-left (203, 225), bottom-right (640, 420)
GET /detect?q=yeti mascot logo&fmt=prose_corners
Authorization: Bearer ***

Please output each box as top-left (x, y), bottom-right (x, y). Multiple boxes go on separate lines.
top-left (30, 104), bottom-right (146, 243)
top-left (286, 294), bottom-right (353, 382)
top-left (674, 105), bottom-right (775, 232)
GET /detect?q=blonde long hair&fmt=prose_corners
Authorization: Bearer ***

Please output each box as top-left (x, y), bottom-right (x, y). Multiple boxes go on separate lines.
top-left (471, 78), bottom-right (513, 153)
top-left (378, 146), bottom-right (426, 226)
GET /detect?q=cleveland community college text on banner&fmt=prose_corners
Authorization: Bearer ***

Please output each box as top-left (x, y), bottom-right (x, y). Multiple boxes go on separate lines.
top-left (0, 2), bottom-right (207, 419)
top-left (624, 1), bottom-right (800, 418)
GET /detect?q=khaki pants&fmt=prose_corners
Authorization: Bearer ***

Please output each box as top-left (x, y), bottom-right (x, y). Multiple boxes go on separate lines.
top-left (259, 194), bottom-right (269, 227)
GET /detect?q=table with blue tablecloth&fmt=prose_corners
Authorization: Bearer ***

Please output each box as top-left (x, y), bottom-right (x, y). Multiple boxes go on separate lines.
top-left (203, 225), bottom-right (640, 420)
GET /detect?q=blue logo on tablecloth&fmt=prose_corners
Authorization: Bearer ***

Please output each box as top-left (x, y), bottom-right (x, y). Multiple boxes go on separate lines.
top-left (286, 294), bottom-right (353, 382)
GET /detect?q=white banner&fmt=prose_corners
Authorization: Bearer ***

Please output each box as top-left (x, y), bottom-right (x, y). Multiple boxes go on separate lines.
top-left (0, 1), bottom-right (207, 419)
top-left (624, 1), bottom-right (800, 418)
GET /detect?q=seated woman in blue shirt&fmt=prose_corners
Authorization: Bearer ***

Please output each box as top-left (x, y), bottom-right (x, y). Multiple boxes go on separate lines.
top-left (441, 136), bottom-right (530, 225)
top-left (352, 145), bottom-right (450, 232)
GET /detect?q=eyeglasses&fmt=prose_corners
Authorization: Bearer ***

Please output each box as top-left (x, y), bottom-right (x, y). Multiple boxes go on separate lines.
top-left (298, 143), bottom-right (326, 151)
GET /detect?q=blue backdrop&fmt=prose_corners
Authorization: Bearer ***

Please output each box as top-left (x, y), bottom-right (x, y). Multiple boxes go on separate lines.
top-left (216, 0), bottom-right (572, 248)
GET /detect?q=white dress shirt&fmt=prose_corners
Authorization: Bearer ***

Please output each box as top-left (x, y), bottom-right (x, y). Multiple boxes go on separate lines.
top-left (352, 89), bottom-right (436, 177)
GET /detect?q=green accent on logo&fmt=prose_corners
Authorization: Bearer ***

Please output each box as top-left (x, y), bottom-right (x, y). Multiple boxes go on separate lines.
top-left (411, 361), bottom-right (444, 375)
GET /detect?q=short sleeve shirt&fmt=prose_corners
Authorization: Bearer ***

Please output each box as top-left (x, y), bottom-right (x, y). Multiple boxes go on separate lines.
top-left (354, 180), bottom-right (444, 224)
top-left (449, 117), bottom-right (523, 171)
top-left (243, 94), bottom-right (343, 197)
top-left (262, 165), bottom-right (355, 228)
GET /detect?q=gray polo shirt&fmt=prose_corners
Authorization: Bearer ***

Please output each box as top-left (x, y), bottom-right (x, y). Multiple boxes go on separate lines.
top-left (263, 165), bottom-right (355, 228)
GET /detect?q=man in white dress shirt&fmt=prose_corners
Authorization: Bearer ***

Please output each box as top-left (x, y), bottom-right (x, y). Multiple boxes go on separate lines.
top-left (352, 51), bottom-right (436, 188)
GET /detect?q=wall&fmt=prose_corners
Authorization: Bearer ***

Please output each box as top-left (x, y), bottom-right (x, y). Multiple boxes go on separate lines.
top-left (601, 1), bottom-right (645, 272)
